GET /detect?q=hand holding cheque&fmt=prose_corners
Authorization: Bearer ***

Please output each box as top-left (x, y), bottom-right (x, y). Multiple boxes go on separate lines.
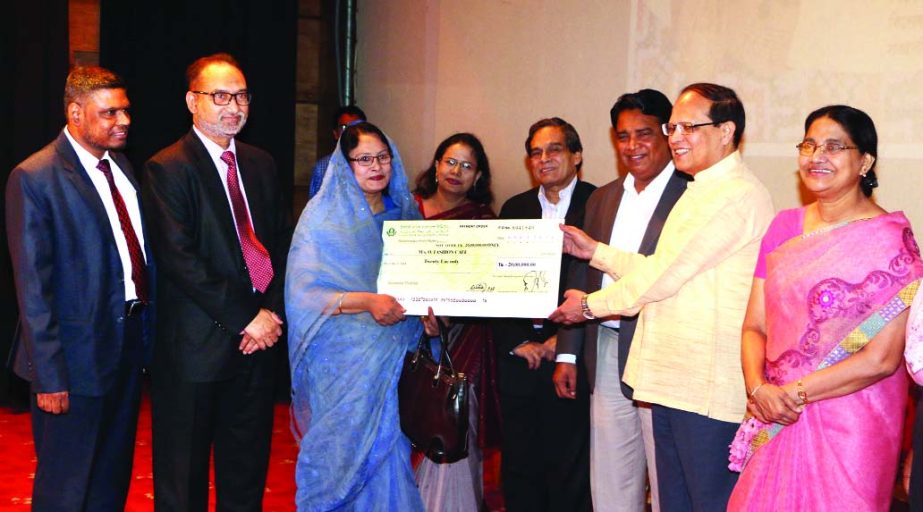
top-left (547, 223), bottom-right (600, 325)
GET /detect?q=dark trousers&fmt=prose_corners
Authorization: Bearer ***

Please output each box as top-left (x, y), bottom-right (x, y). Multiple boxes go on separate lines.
top-left (911, 389), bottom-right (923, 511)
top-left (499, 360), bottom-right (592, 512)
top-left (652, 404), bottom-right (739, 512)
top-left (151, 351), bottom-right (276, 512)
top-left (31, 316), bottom-right (143, 512)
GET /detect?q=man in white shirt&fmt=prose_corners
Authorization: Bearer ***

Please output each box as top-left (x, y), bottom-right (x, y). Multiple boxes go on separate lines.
top-left (554, 89), bottom-right (687, 512)
top-left (6, 66), bottom-right (153, 510)
top-left (493, 117), bottom-right (596, 511)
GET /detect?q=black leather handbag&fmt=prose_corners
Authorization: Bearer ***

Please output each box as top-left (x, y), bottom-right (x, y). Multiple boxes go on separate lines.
top-left (398, 322), bottom-right (469, 463)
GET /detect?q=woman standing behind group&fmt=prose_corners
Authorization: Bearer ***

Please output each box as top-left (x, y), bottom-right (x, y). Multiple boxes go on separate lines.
top-left (412, 133), bottom-right (502, 510)
top-left (286, 122), bottom-right (435, 511)
top-left (728, 105), bottom-right (923, 510)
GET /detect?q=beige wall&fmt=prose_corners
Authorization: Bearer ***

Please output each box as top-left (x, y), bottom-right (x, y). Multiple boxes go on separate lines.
top-left (357, 1), bottom-right (923, 228)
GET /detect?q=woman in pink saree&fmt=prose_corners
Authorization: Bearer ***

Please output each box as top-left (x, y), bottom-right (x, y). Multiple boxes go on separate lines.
top-left (728, 105), bottom-right (923, 511)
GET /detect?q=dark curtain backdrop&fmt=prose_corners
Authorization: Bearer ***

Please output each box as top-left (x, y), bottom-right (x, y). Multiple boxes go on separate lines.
top-left (0, 1), bottom-right (70, 410)
top-left (99, 0), bottom-right (297, 218)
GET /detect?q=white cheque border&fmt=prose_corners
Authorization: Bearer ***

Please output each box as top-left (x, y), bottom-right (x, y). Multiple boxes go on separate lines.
top-left (377, 219), bottom-right (563, 318)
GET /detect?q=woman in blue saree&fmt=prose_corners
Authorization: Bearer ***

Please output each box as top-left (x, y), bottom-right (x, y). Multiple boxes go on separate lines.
top-left (286, 122), bottom-right (429, 510)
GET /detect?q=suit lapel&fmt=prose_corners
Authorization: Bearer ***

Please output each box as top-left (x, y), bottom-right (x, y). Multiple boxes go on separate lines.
top-left (54, 133), bottom-right (118, 249)
top-left (234, 145), bottom-right (268, 240)
top-left (587, 180), bottom-right (624, 289)
top-left (183, 131), bottom-right (241, 247)
top-left (525, 188), bottom-right (543, 219)
top-left (595, 179), bottom-right (624, 249)
top-left (563, 180), bottom-right (590, 226)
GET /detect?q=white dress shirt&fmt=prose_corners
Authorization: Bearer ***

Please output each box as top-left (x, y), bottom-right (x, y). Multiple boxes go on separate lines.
top-left (64, 126), bottom-right (146, 301)
top-left (537, 175), bottom-right (578, 220)
top-left (556, 164), bottom-right (674, 364)
top-left (511, 176), bottom-right (579, 354)
top-left (192, 126), bottom-right (256, 243)
top-left (599, 162), bottom-right (675, 328)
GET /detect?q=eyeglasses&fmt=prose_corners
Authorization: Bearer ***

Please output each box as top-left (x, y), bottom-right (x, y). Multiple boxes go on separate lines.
top-left (190, 90), bottom-right (252, 106)
top-left (795, 141), bottom-right (858, 156)
top-left (661, 121), bottom-right (720, 136)
top-left (348, 152), bottom-right (392, 166)
top-left (441, 158), bottom-right (476, 171)
top-left (529, 143), bottom-right (565, 160)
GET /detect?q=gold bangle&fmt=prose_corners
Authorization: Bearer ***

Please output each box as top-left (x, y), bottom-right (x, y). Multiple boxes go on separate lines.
top-left (796, 379), bottom-right (808, 405)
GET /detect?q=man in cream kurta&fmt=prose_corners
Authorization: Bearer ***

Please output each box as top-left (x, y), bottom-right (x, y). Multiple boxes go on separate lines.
top-left (551, 83), bottom-right (774, 511)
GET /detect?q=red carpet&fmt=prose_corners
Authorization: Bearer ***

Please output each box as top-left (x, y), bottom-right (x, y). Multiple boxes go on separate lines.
top-left (0, 391), bottom-right (299, 511)
top-left (0, 393), bottom-right (503, 511)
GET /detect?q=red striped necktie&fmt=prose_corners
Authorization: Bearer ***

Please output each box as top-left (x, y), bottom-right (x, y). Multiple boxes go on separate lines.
top-left (96, 158), bottom-right (149, 302)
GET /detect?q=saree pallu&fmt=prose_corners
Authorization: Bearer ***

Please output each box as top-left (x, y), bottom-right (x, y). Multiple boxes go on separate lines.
top-left (728, 212), bottom-right (923, 511)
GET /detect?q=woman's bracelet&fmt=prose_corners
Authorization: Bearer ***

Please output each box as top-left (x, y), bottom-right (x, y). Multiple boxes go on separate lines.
top-left (796, 379), bottom-right (808, 405)
top-left (333, 292), bottom-right (347, 314)
top-left (748, 382), bottom-right (766, 398)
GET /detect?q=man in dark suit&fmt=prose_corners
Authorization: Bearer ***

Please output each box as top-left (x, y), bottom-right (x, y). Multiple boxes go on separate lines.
top-left (553, 90), bottom-right (686, 512)
top-left (6, 66), bottom-right (153, 510)
top-left (142, 53), bottom-right (289, 511)
top-left (493, 117), bottom-right (595, 511)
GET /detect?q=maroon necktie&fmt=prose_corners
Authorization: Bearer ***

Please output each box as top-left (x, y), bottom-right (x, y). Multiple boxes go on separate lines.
top-left (96, 159), bottom-right (149, 303)
top-left (221, 151), bottom-right (274, 293)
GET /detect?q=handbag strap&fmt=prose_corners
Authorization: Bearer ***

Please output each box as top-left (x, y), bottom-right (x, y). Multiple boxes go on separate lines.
top-left (412, 319), bottom-right (458, 380)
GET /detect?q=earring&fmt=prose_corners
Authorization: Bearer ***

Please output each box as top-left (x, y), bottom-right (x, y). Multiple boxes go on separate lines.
top-left (435, 176), bottom-right (438, 184)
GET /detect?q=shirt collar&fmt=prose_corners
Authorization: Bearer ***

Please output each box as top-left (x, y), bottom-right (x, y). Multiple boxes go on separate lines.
top-left (193, 125), bottom-right (237, 161)
top-left (538, 175), bottom-right (578, 205)
top-left (688, 150), bottom-right (741, 186)
top-left (623, 161), bottom-right (675, 198)
top-left (63, 126), bottom-right (113, 172)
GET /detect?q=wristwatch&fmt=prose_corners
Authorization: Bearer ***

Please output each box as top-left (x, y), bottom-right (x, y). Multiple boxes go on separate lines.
top-left (580, 294), bottom-right (596, 320)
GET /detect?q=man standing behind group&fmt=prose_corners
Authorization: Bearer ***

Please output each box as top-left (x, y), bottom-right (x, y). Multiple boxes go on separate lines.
top-left (307, 105), bottom-right (366, 199)
top-left (6, 66), bottom-right (153, 510)
top-left (551, 83), bottom-right (774, 510)
top-left (142, 53), bottom-right (289, 511)
top-left (554, 89), bottom-right (686, 512)
top-left (493, 117), bottom-right (595, 511)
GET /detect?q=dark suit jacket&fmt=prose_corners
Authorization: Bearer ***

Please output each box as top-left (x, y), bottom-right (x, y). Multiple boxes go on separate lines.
top-left (6, 132), bottom-right (155, 396)
top-left (493, 180), bottom-right (596, 395)
top-left (557, 170), bottom-right (687, 398)
top-left (141, 130), bottom-right (289, 382)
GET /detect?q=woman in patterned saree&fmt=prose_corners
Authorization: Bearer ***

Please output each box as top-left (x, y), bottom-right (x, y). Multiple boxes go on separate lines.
top-left (286, 122), bottom-right (436, 511)
top-left (411, 133), bottom-right (502, 510)
top-left (728, 105), bottom-right (923, 511)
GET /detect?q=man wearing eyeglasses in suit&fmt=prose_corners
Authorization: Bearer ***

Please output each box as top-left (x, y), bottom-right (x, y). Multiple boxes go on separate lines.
top-left (494, 117), bottom-right (595, 512)
top-left (142, 53), bottom-right (290, 511)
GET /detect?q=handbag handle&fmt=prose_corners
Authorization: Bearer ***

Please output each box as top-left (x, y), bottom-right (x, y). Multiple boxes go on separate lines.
top-left (410, 319), bottom-right (456, 383)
